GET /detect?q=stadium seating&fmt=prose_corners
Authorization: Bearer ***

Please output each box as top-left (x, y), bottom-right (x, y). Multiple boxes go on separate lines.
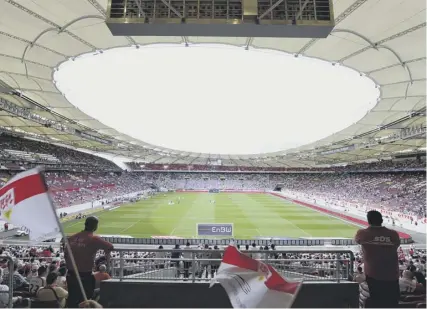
top-left (126, 159), bottom-right (426, 172)
top-left (1, 172), bottom-right (150, 208)
top-left (146, 172), bottom-right (426, 218)
top-left (0, 133), bottom-right (119, 171)
top-left (1, 164), bottom-right (426, 217)
top-left (0, 244), bottom-right (424, 307)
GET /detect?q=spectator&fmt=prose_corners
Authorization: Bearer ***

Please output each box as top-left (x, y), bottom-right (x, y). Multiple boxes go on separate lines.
top-left (171, 245), bottom-right (181, 278)
top-left (56, 267), bottom-right (67, 290)
top-left (198, 244), bottom-right (211, 279)
top-left (65, 216), bottom-right (113, 308)
top-left (407, 265), bottom-right (426, 288)
top-left (399, 270), bottom-right (423, 294)
top-left (29, 265), bottom-right (47, 295)
top-left (182, 243), bottom-right (192, 279)
top-left (155, 246), bottom-right (166, 269)
top-left (355, 210), bottom-right (401, 308)
top-left (210, 246), bottom-right (222, 278)
top-left (93, 265), bottom-right (110, 289)
top-left (353, 266), bottom-right (366, 284)
top-left (2, 263), bottom-right (29, 292)
top-left (0, 270), bottom-right (9, 308)
top-left (37, 272), bottom-right (68, 308)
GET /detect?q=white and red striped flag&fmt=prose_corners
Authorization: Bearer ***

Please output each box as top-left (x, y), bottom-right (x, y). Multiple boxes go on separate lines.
top-left (0, 167), bottom-right (60, 241)
top-left (211, 246), bottom-right (301, 308)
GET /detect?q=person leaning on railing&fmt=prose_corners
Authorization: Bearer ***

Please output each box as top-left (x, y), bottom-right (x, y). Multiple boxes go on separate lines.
top-left (64, 216), bottom-right (114, 308)
top-left (355, 210), bottom-right (401, 308)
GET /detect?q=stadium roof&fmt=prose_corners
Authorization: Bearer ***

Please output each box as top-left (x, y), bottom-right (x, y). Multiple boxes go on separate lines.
top-left (0, 0), bottom-right (425, 168)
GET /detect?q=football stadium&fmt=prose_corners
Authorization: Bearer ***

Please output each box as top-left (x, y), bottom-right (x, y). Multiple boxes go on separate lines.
top-left (0, 0), bottom-right (426, 308)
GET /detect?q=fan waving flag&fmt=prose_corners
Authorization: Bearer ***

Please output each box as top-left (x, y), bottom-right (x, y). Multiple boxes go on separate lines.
top-left (211, 245), bottom-right (301, 308)
top-left (0, 167), bottom-right (60, 241)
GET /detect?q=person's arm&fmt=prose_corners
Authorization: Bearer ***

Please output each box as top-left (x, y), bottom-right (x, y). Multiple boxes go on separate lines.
top-left (94, 237), bottom-right (114, 270)
top-left (94, 237), bottom-right (114, 253)
top-left (354, 229), bottom-right (363, 244)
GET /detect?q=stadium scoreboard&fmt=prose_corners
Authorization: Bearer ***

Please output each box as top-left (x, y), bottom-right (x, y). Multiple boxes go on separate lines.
top-left (197, 223), bottom-right (234, 236)
top-left (107, 0), bottom-right (334, 37)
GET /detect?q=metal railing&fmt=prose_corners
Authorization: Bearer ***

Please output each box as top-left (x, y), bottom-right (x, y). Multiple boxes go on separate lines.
top-left (0, 255), bottom-right (15, 308)
top-left (107, 248), bottom-right (354, 283)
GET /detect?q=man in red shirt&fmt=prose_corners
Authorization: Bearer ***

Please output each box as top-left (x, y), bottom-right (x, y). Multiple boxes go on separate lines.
top-left (355, 210), bottom-right (401, 308)
top-left (64, 216), bottom-right (113, 308)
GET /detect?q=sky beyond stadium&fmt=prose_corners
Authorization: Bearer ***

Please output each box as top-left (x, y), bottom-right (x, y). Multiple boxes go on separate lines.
top-left (54, 44), bottom-right (380, 155)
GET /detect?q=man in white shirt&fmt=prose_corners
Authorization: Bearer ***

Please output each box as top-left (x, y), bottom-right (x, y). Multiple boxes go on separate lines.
top-left (249, 243), bottom-right (257, 259)
top-left (56, 267), bottom-right (67, 290)
top-left (29, 265), bottom-right (47, 296)
top-left (353, 266), bottom-right (366, 284)
top-left (155, 246), bottom-right (166, 269)
top-left (399, 270), bottom-right (421, 293)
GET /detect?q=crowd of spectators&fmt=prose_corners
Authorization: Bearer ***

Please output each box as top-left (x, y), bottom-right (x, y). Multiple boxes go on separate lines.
top-left (145, 172), bottom-right (271, 190)
top-left (280, 173), bottom-right (426, 218)
top-left (1, 168), bottom-right (425, 217)
top-left (127, 159), bottom-right (425, 172)
top-left (0, 242), bottom-right (423, 307)
top-left (0, 133), bottom-right (118, 171)
top-left (146, 172), bottom-right (426, 218)
top-left (0, 244), bottom-right (107, 307)
top-left (0, 172), bottom-right (150, 208)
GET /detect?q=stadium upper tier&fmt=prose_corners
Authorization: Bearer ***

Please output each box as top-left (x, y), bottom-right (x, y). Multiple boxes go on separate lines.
top-left (1, 132), bottom-right (425, 173)
top-left (127, 160), bottom-right (426, 172)
top-left (0, 133), bottom-right (119, 171)
top-left (0, 0), bottom-right (425, 167)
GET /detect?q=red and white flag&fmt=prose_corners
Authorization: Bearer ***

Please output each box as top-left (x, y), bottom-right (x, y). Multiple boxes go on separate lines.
top-left (211, 246), bottom-right (301, 308)
top-left (0, 167), bottom-right (60, 241)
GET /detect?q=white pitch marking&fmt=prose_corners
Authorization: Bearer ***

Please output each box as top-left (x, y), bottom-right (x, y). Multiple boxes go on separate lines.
top-left (169, 227), bottom-right (177, 236)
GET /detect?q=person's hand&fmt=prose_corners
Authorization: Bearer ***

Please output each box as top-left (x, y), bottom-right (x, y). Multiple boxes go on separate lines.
top-left (79, 300), bottom-right (102, 308)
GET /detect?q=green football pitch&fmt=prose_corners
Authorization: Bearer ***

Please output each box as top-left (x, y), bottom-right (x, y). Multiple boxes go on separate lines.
top-left (63, 193), bottom-right (359, 239)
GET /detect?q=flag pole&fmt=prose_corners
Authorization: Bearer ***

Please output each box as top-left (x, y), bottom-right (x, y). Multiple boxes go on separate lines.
top-left (38, 167), bottom-right (88, 302)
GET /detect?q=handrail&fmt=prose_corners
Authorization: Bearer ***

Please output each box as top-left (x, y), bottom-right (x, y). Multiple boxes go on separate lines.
top-left (102, 248), bottom-right (354, 283)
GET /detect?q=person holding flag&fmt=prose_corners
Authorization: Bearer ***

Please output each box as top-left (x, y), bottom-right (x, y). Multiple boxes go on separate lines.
top-left (64, 216), bottom-right (114, 308)
top-left (0, 167), bottom-right (113, 308)
top-left (211, 245), bottom-right (301, 308)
